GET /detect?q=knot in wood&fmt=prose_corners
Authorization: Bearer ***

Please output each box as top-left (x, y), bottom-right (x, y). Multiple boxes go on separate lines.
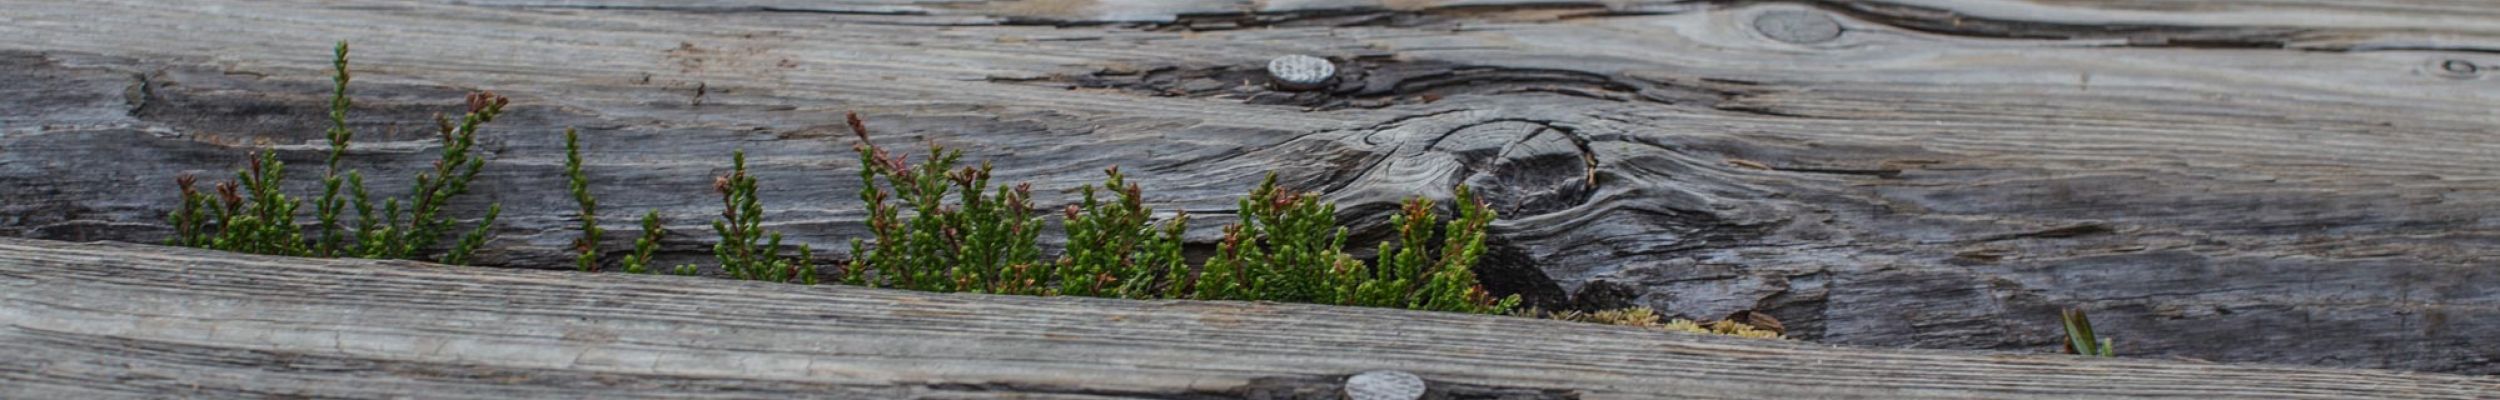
top-left (1345, 370), bottom-right (1426, 400)
top-left (1754, 10), bottom-right (1842, 44)
top-left (1266, 55), bottom-right (1336, 90)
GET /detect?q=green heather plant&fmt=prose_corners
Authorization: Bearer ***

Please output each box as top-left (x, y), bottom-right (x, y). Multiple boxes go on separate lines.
top-left (167, 41), bottom-right (1522, 319)
top-left (1195, 175), bottom-right (1519, 314)
top-left (839, 113), bottom-right (1517, 314)
top-left (171, 151), bottom-right (307, 256)
top-left (712, 150), bottom-right (815, 283)
top-left (1053, 166), bottom-right (1189, 298)
top-left (620, 211), bottom-right (665, 274)
top-left (314, 42), bottom-right (356, 258)
top-left (1190, 174), bottom-right (1349, 303)
top-left (564, 128), bottom-right (602, 271)
top-left (2062, 307), bottom-right (2115, 357)
top-left (167, 41), bottom-right (504, 265)
top-left (842, 112), bottom-right (1046, 293)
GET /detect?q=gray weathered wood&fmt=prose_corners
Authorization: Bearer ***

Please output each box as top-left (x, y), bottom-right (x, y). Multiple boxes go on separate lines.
top-left (2, 0), bottom-right (2497, 374)
top-left (3, 237), bottom-right (2496, 399)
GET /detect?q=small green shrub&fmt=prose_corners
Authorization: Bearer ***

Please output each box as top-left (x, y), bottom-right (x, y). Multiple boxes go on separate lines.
top-left (168, 41), bottom-right (502, 264)
top-left (1196, 176), bottom-right (1518, 314)
top-left (1053, 166), bottom-right (1189, 298)
top-left (840, 115), bottom-right (1517, 315)
top-left (712, 150), bottom-right (815, 283)
top-left (841, 112), bottom-right (1045, 292)
top-left (169, 42), bottom-right (1524, 319)
top-left (171, 151), bottom-right (306, 256)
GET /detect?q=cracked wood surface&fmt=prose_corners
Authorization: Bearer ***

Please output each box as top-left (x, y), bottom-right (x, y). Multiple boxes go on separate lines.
top-left (3, 238), bottom-right (2498, 399)
top-left (3, 0), bottom-right (2498, 375)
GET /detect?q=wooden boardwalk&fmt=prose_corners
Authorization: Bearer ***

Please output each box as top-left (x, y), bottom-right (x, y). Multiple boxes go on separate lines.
top-left (1, 0), bottom-right (2496, 385)
top-left (4, 238), bottom-right (2496, 398)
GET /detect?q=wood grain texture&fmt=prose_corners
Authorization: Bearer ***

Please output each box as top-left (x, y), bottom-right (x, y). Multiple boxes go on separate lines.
top-left (2, 237), bottom-right (2496, 399)
top-left (2, 0), bottom-right (2497, 374)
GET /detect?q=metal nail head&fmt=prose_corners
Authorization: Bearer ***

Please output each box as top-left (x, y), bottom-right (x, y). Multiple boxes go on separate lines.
top-left (1268, 55), bottom-right (1337, 91)
top-left (1344, 370), bottom-right (1426, 400)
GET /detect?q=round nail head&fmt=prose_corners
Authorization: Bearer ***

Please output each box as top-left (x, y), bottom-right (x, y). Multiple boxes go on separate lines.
top-left (1344, 370), bottom-right (1426, 400)
top-left (1754, 10), bottom-right (1842, 44)
top-left (1267, 55), bottom-right (1337, 90)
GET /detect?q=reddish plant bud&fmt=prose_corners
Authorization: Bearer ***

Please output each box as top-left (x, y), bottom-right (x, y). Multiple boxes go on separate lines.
top-left (215, 181), bottom-right (242, 206)
top-left (846, 112), bottom-right (870, 141)
top-left (465, 92), bottom-right (504, 113)
top-left (176, 172), bottom-right (197, 193)
top-left (713, 175), bottom-right (733, 194)
top-left (434, 114), bottom-right (454, 139)
top-left (1065, 204), bottom-right (1081, 220)
top-left (883, 153), bottom-right (908, 173)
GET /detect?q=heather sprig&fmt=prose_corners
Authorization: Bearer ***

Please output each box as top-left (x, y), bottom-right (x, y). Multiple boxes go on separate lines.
top-left (169, 41), bottom-right (503, 266)
top-left (842, 112), bottom-right (1044, 293)
top-left (838, 114), bottom-right (1514, 315)
top-left (313, 41), bottom-right (354, 257)
top-left (1193, 173), bottom-right (1350, 302)
top-left (711, 150), bottom-right (815, 284)
top-left (565, 128), bottom-right (601, 271)
top-left (621, 211), bottom-right (665, 274)
top-left (178, 151), bottom-right (309, 256)
top-left (443, 204), bottom-right (500, 266)
top-left (369, 92), bottom-right (508, 260)
top-left (1055, 166), bottom-right (1189, 298)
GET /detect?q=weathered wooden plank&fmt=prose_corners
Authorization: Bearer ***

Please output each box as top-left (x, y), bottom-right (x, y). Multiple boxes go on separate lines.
top-left (0, 237), bottom-right (2493, 399)
top-left (1, 0), bottom-right (2497, 375)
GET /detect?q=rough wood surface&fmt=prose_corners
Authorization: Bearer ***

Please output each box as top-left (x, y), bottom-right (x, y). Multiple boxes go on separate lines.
top-left (3, 238), bottom-right (2496, 399)
top-left (3, 0), bottom-right (2498, 374)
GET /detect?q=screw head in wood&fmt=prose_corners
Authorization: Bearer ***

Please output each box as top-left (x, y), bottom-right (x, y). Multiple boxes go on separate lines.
top-left (1754, 10), bottom-right (1842, 44)
top-left (1267, 54), bottom-right (1337, 90)
top-left (1344, 370), bottom-right (1426, 400)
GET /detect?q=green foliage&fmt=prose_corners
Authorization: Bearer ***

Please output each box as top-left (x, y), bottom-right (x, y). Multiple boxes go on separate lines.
top-left (372, 92), bottom-right (506, 261)
top-left (565, 128), bottom-right (601, 271)
top-left (443, 204), bottom-right (500, 266)
top-left (1053, 166), bottom-right (1190, 298)
top-left (169, 152), bottom-right (309, 256)
top-left (166, 41), bottom-right (503, 265)
top-left (839, 114), bottom-right (1516, 315)
top-left (842, 112), bottom-right (1045, 293)
top-left (1192, 173), bottom-right (1353, 303)
top-left (2062, 308), bottom-right (2115, 357)
top-left (711, 150), bottom-right (816, 284)
top-left (1194, 175), bottom-right (1517, 314)
top-left (620, 211), bottom-right (664, 274)
top-left (165, 42), bottom-right (1521, 320)
top-left (314, 41), bottom-right (355, 258)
